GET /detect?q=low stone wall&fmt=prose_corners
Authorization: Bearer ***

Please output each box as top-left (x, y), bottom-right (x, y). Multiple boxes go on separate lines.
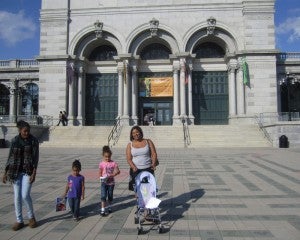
top-left (0, 124), bottom-right (49, 148)
top-left (264, 122), bottom-right (300, 148)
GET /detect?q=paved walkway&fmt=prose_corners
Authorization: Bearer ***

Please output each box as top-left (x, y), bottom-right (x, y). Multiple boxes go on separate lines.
top-left (0, 147), bottom-right (300, 240)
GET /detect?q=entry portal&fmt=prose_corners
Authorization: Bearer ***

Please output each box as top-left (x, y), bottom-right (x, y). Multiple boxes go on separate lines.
top-left (140, 99), bottom-right (173, 126)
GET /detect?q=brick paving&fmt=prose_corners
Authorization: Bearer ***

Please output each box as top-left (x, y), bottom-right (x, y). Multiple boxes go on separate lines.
top-left (0, 147), bottom-right (300, 240)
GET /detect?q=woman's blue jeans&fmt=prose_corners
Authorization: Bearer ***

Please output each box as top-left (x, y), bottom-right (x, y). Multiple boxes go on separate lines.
top-left (13, 173), bottom-right (34, 223)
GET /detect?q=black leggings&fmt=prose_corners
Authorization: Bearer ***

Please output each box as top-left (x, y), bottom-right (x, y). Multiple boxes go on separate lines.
top-left (128, 167), bottom-right (154, 191)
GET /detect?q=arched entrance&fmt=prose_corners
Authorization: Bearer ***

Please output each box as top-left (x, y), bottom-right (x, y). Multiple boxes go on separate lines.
top-left (192, 42), bottom-right (228, 125)
top-left (137, 43), bottom-right (173, 126)
top-left (85, 45), bottom-right (118, 126)
top-left (0, 84), bottom-right (9, 115)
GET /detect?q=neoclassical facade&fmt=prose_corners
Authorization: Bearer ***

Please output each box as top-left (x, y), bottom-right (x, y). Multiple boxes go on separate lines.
top-left (2, 0), bottom-right (283, 126)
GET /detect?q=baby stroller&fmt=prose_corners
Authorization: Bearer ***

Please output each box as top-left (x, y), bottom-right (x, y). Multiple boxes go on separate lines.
top-left (134, 171), bottom-right (163, 234)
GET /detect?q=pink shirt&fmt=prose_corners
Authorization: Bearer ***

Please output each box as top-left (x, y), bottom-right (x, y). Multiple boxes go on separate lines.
top-left (99, 160), bottom-right (118, 185)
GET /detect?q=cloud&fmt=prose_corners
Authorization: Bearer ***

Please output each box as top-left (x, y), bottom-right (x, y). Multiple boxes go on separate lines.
top-left (0, 10), bottom-right (36, 46)
top-left (276, 16), bottom-right (300, 43)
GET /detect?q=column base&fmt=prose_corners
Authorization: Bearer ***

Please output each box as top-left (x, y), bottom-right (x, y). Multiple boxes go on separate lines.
top-left (121, 115), bottom-right (130, 126)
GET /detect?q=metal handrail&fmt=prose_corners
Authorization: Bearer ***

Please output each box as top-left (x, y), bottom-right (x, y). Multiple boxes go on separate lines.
top-left (254, 114), bottom-right (273, 144)
top-left (182, 119), bottom-right (191, 147)
top-left (107, 117), bottom-right (122, 147)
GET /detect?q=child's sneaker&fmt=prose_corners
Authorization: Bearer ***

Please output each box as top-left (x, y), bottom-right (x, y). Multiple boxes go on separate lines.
top-left (100, 210), bottom-right (106, 216)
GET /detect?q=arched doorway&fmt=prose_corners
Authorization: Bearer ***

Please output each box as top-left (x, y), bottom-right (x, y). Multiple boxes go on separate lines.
top-left (21, 83), bottom-right (39, 115)
top-left (85, 45), bottom-right (118, 126)
top-left (138, 43), bottom-right (173, 126)
top-left (192, 42), bottom-right (229, 125)
top-left (0, 84), bottom-right (10, 115)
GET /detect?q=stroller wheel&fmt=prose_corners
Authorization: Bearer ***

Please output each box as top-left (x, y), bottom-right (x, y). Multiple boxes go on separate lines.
top-left (137, 226), bottom-right (143, 235)
top-left (134, 216), bottom-right (139, 224)
top-left (158, 226), bottom-right (163, 234)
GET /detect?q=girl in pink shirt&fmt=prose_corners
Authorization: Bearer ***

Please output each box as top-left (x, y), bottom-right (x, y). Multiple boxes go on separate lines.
top-left (99, 146), bottom-right (120, 216)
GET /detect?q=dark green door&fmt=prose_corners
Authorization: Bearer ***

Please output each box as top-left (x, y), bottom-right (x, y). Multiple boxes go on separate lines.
top-left (140, 99), bottom-right (173, 125)
top-left (192, 71), bottom-right (228, 125)
top-left (85, 73), bottom-right (118, 126)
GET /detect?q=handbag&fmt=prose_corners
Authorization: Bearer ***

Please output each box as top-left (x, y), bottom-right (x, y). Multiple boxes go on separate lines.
top-left (147, 139), bottom-right (159, 166)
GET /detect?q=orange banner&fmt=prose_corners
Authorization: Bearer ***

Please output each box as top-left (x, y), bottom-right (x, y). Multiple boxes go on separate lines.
top-left (139, 77), bottom-right (173, 97)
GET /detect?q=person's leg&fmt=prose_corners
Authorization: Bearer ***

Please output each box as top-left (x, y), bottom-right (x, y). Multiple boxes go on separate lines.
top-left (100, 183), bottom-right (107, 216)
top-left (12, 174), bottom-right (24, 227)
top-left (68, 197), bottom-right (75, 215)
top-left (21, 174), bottom-right (37, 228)
top-left (73, 198), bottom-right (80, 220)
top-left (107, 185), bottom-right (115, 213)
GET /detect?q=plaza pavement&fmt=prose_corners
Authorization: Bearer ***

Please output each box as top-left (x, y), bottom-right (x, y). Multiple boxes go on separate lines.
top-left (0, 146), bottom-right (300, 240)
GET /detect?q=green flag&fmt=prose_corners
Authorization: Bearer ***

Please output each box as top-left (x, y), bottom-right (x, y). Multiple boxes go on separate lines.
top-left (242, 58), bottom-right (249, 85)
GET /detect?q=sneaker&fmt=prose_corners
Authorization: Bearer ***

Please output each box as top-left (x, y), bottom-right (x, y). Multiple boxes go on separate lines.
top-left (107, 207), bottom-right (112, 213)
top-left (12, 222), bottom-right (24, 231)
top-left (100, 211), bottom-right (106, 216)
top-left (73, 217), bottom-right (79, 222)
top-left (28, 218), bottom-right (37, 228)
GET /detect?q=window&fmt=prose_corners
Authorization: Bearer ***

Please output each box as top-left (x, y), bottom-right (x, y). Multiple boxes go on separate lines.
top-left (0, 84), bottom-right (9, 115)
top-left (193, 42), bottom-right (225, 58)
top-left (21, 83), bottom-right (39, 115)
top-left (140, 43), bottom-right (171, 60)
top-left (89, 45), bottom-right (117, 61)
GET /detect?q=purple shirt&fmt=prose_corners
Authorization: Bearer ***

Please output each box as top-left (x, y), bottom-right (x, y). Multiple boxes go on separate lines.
top-left (67, 174), bottom-right (84, 198)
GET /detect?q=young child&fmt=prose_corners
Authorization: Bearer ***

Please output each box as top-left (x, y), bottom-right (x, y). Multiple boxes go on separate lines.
top-left (99, 145), bottom-right (120, 216)
top-left (64, 159), bottom-right (85, 221)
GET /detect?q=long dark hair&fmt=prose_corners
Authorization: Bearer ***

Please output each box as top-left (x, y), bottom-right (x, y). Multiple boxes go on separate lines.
top-left (129, 125), bottom-right (143, 141)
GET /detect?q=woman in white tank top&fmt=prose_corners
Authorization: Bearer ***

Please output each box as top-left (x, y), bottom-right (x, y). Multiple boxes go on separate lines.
top-left (126, 126), bottom-right (157, 191)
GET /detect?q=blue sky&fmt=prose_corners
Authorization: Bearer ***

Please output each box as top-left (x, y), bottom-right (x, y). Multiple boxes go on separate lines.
top-left (0, 0), bottom-right (299, 60)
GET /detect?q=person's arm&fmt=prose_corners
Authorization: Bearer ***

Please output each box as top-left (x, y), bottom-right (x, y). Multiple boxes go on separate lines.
top-left (2, 138), bottom-right (15, 184)
top-left (81, 177), bottom-right (85, 200)
top-left (63, 181), bottom-right (69, 198)
top-left (30, 137), bottom-right (39, 183)
top-left (148, 139), bottom-right (157, 170)
top-left (113, 165), bottom-right (120, 177)
top-left (126, 142), bottom-right (137, 172)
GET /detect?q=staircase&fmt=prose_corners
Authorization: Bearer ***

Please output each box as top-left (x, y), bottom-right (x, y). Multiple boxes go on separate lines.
top-left (40, 124), bottom-right (271, 148)
top-left (40, 126), bottom-right (112, 148)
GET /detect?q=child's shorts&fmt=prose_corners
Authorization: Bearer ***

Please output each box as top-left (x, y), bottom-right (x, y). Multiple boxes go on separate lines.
top-left (101, 183), bottom-right (115, 202)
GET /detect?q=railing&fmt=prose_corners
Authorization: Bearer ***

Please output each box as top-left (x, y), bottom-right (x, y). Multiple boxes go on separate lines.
top-left (0, 59), bottom-right (39, 69)
top-left (255, 112), bottom-right (300, 144)
top-left (182, 118), bottom-right (191, 147)
top-left (277, 52), bottom-right (300, 61)
top-left (107, 117), bottom-right (122, 147)
top-left (0, 115), bottom-right (53, 126)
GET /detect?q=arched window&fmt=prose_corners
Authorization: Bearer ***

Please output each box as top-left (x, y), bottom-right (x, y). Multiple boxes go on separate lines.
top-left (0, 84), bottom-right (10, 115)
top-left (89, 45), bottom-right (117, 61)
top-left (193, 42), bottom-right (225, 58)
top-left (140, 43), bottom-right (171, 60)
top-left (21, 83), bottom-right (39, 115)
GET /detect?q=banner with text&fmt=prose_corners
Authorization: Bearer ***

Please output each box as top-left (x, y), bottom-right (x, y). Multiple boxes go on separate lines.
top-left (139, 77), bottom-right (173, 97)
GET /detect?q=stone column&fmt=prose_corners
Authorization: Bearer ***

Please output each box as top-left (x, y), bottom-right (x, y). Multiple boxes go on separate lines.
top-left (187, 63), bottom-right (194, 125)
top-left (77, 66), bottom-right (84, 125)
top-left (117, 67), bottom-right (124, 118)
top-left (172, 62), bottom-right (180, 125)
top-left (123, 61), bottom-right (129, 124)
top-left (131, 65), bottom-right (138, 125)
top-left (9, 79), bottom-right (17, 122)
top-left (179, 58), bottom-right (187, 119)
top-left (228, 65), bottom-right (237, 117)
top-left (237, 64), bottom-right (245, 115)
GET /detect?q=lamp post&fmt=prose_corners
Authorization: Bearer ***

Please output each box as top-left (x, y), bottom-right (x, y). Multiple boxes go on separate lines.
top-left (279, 72), bottom-right (299, 121)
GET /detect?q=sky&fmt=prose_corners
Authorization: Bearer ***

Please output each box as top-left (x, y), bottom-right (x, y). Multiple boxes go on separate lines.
top-left (0, 0), bottom-right (299, 60)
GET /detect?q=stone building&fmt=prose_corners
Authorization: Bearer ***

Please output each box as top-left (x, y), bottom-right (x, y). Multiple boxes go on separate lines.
top-left (35, 0), bottom-right (280, 126)
top-left (0, 0), bottom-right (299, 141)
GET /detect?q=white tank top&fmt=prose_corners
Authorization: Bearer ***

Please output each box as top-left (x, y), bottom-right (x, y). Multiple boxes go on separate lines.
top-left (131, 141), bottom-right (151, 169)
